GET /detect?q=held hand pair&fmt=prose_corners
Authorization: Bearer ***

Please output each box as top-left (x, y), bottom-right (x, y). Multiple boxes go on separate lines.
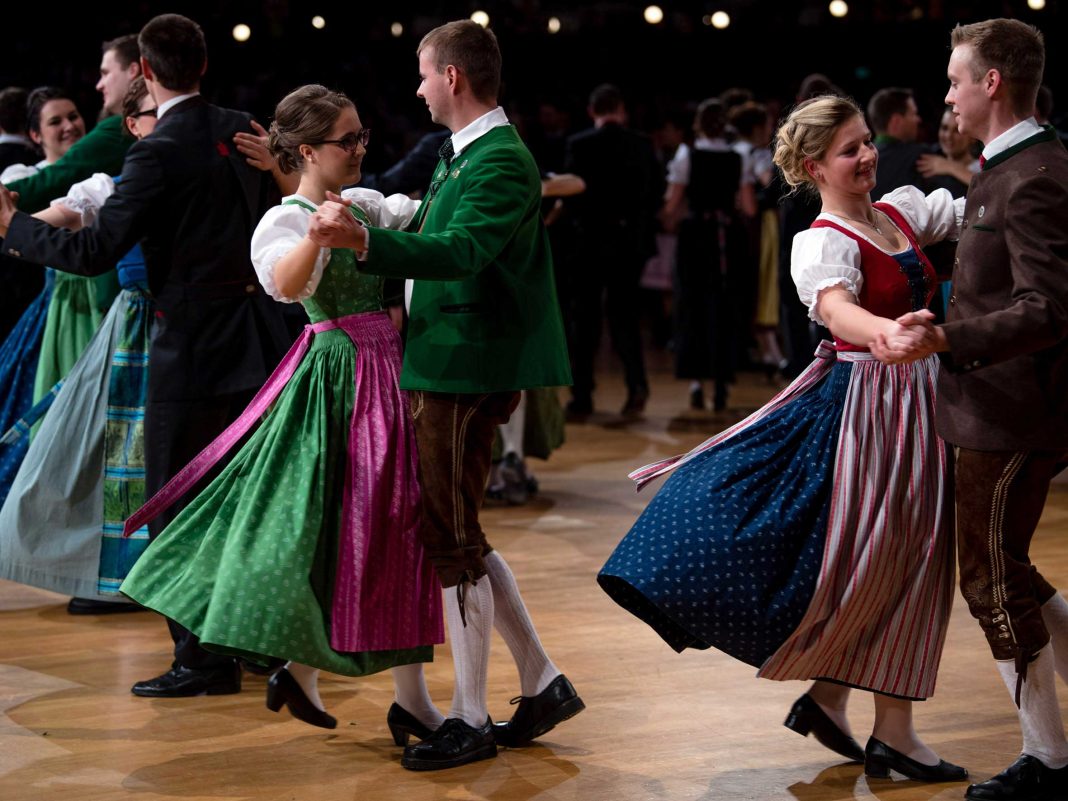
top-left (869, 310), bottom-right (939, 365)
top-left (307, 191), bottom-right (366, 251)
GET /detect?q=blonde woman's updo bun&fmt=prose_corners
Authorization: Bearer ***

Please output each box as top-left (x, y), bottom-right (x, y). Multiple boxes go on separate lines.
top-left (773, 95), bottom-right (863, 194)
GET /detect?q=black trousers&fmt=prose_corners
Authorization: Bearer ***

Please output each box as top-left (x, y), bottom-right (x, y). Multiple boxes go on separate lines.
top-left (568, 239), bottom-right (648, 401)
top-left (144, 389), bottom-right (256, 670)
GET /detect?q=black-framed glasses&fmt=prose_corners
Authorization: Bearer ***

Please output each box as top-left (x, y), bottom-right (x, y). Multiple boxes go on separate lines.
top-left (130, 108), bottom-right (157, 119)
top-left (306, 128), bottom-right (371, 154)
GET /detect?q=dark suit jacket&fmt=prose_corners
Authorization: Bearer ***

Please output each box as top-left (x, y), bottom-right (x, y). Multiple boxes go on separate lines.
top-left (0, 140), bottom-right (40, 173)
top-left (871, 137), bottom-right (935, 201)
top-left (3, 96), bottom-right (296, 401)
top-left (936, 129), bottom-right (1068, 451)
top-left (563, 122), bottom-right (663, 261)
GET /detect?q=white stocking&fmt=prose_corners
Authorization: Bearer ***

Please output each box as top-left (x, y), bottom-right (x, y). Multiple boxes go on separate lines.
top-left (285, 662), bottom-right (324, 712)
top-left (499, 392), bottom-right (526, 458)
top-left (997, 646), bottom-right (1068, 769)
top-left (445, 578), bottom-right (493, 727)
top-left (391, 663), bottom-right (444, 729)
top-left (484, 551), bottom-right (559, 697)
top-left (1041, 593), bottom-right (1068, 685)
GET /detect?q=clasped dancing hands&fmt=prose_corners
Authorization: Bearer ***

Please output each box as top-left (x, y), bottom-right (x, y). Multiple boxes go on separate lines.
top-left (307, 192), bottom-right (367, 251)
top-left (870, 309), bottom-right (944, 364)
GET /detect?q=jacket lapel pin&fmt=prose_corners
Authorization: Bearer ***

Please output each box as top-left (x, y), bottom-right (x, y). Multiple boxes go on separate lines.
top-left (977, 205), bottom-right (985, 218)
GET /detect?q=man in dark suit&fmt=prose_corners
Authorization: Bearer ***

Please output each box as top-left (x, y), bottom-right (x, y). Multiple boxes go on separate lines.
top-left (874, 19), bottom-right (1068, 801)
top-left (563, 84), bottom-right (662, 418)
top-left (0, 87), bottom-right (39, 172)
top-left (867, 87), bottom-right (935, 201)
top-left (0, 13), bottom-right (297, 698)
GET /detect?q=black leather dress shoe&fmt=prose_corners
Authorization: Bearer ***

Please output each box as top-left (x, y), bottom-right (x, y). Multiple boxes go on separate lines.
top-left (492, 674), bottom-right (585, 747)
top-left (965, 754), bottom-right (1068, 800)
top-left (784, 694), bottom-right (865, 763)
top-left (67, 597), bottom-right (146, 615)
top-left (387, 702), bottom-right (435, 746)
top-left (865, 737), bottom-right (968, 782)
top-left (401, 717), bottom-right (496, 770)
top-left (131, 663), bottom-right (241, 697)
top-left (266, 668), bottom-right (336, 729)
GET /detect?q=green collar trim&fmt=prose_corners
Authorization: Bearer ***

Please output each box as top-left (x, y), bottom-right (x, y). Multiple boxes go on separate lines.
top-left (874, 134), bottom-right (900, 146)
top-left (982, 125), bottom-right (1057, 171)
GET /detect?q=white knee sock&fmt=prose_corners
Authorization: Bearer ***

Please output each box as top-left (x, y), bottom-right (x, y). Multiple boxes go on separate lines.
top-left (484, 551), bottom-right (559, 697)
top-left (391, 663), bottom-right (444, 730)
top-left (445, 579), bottom-right (493, 728)
top-left (997, 646), bottom-right (1068, 769)
top-left (499, 392), bottom-right (526, 458)
top-left (1041, 593), bottom-right (1068, 685)
top-left (285, 661), bottom-right (324, 712)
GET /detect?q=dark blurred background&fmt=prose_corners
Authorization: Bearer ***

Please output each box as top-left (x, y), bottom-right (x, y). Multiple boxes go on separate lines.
top-left (3, 0), bottom-right (1064, 172)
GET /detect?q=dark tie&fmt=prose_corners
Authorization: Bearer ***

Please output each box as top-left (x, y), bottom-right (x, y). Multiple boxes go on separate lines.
top-left (438, 137), bottom-right (455, 166)
top-left (979, 154), bottom-right (986, 170)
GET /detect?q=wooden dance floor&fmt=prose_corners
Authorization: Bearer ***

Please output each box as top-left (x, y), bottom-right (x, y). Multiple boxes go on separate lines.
top-left (2, 365), bottom-right (1067, 801)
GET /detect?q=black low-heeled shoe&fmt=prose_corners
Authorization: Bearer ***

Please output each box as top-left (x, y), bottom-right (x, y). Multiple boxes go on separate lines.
top-left (387, 702), bottom-right (435, 746)
top-left (265, 668), bottom-right (337, 730)
top-left (784, 694), bottom-right (865, 763)
top-left (864, 737), bottom-right (968, 782)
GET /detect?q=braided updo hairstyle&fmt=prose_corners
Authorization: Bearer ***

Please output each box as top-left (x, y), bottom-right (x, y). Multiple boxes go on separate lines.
top-left (267, 84), bottom-right (354, 175)
top-left (772, 94), bottom-right (863, 195)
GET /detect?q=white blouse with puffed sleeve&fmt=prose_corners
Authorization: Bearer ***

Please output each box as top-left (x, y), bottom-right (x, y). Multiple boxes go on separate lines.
top-left (791, 186), bottom-right (966, 325)
top-left (251, 189), bottom-right (420, 303)
top-left (50, 172), bottom-right (115, 227)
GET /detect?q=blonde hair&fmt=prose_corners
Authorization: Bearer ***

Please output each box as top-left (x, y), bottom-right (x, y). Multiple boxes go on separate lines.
top-left (773, 95), bottom-right (863, 194)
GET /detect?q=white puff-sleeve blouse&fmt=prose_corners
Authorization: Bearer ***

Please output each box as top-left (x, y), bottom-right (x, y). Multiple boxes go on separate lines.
top-left (791, 186), bottom-right (966, 326)
top-left (49, 172), bottom-right (115, 227)
top-left (251, 188), bottom-right (420, 303)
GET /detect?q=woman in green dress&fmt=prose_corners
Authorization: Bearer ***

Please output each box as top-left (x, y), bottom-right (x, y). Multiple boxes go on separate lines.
top-left (20, 88), bottom-right (120, 418)
top-left (121, 86), bottom-right (445, 736)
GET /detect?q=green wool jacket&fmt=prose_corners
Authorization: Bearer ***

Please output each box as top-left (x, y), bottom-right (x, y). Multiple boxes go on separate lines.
top-left (7, 115), bottom-right (131, 213)
top-left (362, 124), bottom-right (571, 394)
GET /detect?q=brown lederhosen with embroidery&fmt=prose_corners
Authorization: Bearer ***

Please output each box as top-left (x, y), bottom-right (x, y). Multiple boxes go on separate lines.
top-left (409, 390), bottom-right (520, 589)
top-left (956, 448), bottom-right (1068, 679)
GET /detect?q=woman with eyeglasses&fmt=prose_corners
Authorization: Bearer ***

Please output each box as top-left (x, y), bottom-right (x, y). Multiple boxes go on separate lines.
top-left (120, 85), bottom-right (445, 735)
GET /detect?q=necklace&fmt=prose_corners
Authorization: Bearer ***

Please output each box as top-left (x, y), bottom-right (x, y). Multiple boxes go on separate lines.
top-left (830, 208), bottom-right (883, 235)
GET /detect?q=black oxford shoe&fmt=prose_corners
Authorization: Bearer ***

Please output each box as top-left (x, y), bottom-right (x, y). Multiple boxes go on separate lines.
top-left (492, 674), bottom-right (585, 748)
top-left (966, 754), bottom-right (1068, 800)
top-left (66, 597), bottom-right (146, 615)
top-left (131, 663), bottom-right (241, 697)
top-left (401, 717), bottom-right (497, 771)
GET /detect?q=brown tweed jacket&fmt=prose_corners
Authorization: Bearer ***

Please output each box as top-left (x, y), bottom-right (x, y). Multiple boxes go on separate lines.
top-left (936, 128), bottom-right (1068, 451)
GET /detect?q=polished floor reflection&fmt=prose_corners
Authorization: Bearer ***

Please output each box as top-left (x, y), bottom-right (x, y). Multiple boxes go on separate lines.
top-left (2, 368), bottom-right (1066, 801)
